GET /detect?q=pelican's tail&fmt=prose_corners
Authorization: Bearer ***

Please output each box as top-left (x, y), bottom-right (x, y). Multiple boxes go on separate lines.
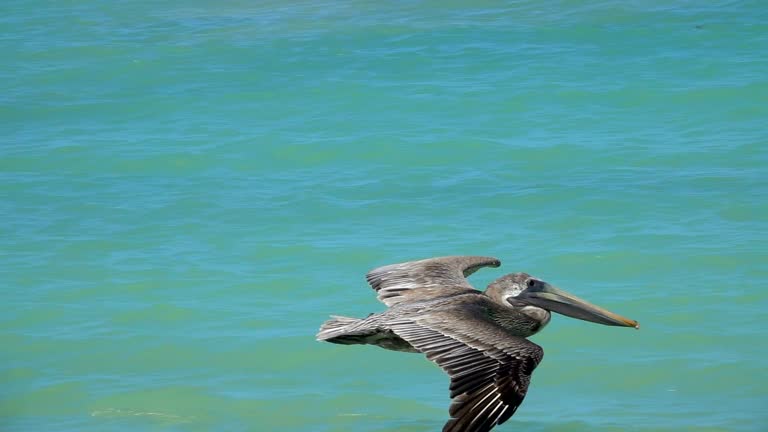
top-left (317, 314), bottom-right (418, 353)
top-left (316, 315), bottom-right (367, 344)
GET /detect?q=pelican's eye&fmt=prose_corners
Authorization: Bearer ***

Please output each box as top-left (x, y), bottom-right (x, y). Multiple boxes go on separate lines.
top-left (526, 279), bottom-right (536, 288)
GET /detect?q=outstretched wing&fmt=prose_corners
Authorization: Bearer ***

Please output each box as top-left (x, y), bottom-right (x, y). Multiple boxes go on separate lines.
top-left (390, 309), bottom-right (543, 432)
top-left (365, 256), bottom-right (501, 306)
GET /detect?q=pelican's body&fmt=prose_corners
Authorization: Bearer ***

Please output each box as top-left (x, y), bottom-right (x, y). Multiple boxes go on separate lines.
top-left (324, 289), bottom-right (550, 353)
top-left (316, 256), bottom-right (638, 432)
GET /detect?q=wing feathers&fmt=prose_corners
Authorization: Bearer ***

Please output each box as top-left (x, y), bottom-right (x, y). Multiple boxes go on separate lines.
top-left (390, 317), bottom-right (543, 432)
top-left (365, 256), bottom-right (500, 306)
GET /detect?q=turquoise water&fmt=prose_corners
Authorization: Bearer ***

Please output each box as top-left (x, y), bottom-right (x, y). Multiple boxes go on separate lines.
top-left (3, 1), bottom-right (767, 431)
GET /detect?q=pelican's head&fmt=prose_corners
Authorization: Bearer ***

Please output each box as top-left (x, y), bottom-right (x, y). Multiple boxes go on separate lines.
top-left (486, 273), bottom-right (639, 329)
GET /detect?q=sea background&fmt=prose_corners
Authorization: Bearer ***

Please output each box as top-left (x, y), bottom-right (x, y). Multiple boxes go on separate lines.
top-left (2, 1), bottom-right (767, 431)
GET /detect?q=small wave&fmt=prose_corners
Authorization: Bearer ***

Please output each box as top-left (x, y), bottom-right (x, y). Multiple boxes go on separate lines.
top-left (90, 408), bottom-right (195, 422)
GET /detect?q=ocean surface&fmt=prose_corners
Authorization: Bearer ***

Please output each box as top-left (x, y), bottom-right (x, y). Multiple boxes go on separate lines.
top-left (2, 1), bottom-right (767, 431)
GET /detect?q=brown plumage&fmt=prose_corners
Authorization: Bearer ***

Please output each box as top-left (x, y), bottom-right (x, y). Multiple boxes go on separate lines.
top-left (317, 256), bottom-right (639, 432)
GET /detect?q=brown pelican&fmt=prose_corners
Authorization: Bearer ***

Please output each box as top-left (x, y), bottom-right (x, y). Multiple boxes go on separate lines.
top-left (316, 256), bottom-right (639, 432)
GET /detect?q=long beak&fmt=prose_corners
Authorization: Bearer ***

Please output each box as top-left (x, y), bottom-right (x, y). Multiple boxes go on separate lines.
top-left (522, 282), bottom-right (639, 329)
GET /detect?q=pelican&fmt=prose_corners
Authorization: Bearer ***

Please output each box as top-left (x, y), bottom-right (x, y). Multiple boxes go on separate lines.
top-left (316, 256), bottom-right (639, 432)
